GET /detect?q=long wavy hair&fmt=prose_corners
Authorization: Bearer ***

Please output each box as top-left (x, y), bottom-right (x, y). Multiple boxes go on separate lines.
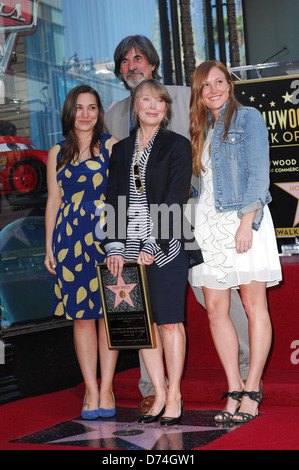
top-left (57, 85), bottom-right (105, 170)
top-left (190, 60), bottom-right (241, 176)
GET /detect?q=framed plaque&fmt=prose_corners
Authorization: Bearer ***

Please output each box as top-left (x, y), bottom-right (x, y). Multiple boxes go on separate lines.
top-left (96, 262), bottom-right (156, 349)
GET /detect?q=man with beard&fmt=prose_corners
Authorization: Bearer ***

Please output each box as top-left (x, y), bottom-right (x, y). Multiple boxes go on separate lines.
top-left (104, 35), bottom-right (191, 139)
top-left (104, 35), bottom-right (250, 415)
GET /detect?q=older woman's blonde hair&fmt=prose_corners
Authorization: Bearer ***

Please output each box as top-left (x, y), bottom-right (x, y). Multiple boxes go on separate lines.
top-left (190, 60), bottom-right (241, 176)
top-left (131, 79), bottom-right (172, 129)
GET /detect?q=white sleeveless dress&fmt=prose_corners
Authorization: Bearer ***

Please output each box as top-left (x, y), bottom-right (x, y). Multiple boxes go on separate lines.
top-left (190, 128), bottom-right (282, 290)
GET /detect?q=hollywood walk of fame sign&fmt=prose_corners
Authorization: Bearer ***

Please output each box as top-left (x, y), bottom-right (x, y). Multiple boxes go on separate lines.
top-left (234, 75), bottom-right (299, 251)
top-left (97, 262), bottom-right (156, 349)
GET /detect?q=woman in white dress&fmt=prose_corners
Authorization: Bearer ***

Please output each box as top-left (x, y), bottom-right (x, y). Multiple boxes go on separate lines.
top-left (189, 61), bottom-right (282, 424)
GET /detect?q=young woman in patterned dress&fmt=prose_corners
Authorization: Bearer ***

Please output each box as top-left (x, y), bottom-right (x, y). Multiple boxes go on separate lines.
top-left (45, 85), bottom-right (118, 419)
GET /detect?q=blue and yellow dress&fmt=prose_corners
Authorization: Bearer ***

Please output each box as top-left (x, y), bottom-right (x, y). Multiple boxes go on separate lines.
top-left (51, 133), bottom-right (111, 320)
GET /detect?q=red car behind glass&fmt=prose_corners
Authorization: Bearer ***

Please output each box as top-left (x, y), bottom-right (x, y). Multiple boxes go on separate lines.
top-left (0, 136), bottom-right (47, 197)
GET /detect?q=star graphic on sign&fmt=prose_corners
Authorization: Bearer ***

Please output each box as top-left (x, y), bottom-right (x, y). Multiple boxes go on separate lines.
top-left (275, 181), bottom-right (299, 226)
top-left (12, 408), bottom-right (244, 450)
top-left (270, 101), bottom-right (276, 107)
top-left (47, 418), bottom-right (222, 450)
top-left (106, 275), bottom-right (136, 308)
top-left (282, 91), bottom-right (293, 103)
top-left (249, 96), bottom-right (255, 102)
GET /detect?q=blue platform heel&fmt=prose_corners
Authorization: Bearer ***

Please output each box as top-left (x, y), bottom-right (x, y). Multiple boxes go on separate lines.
top-left (81, 394), bottom-right (101, 420)
top-left (99, 392), bottom-right (116, 418)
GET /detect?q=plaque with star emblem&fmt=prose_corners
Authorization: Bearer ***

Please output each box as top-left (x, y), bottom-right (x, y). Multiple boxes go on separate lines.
top-left (96, 262), bottom-right (156, 349)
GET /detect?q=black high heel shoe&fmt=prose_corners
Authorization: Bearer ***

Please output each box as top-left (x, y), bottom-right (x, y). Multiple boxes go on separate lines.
top-left (214, 390), bottom-right (244, 423)
top-left (138, 406), bottom-right (165, 424)
top-left (160, 401), bottom-right (183, 426)
top-left (232, 387), bottom-right (263, 424)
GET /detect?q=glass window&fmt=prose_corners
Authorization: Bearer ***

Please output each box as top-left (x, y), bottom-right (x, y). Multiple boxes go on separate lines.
top-left (191, 0), bottom-right (246, 67)
top-left (0, 0), bottom-right (161, 329)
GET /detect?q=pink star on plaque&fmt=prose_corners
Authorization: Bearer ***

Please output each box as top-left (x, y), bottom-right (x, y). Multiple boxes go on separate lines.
top-left (275, 182), bottom-right (299, 226)
top-left (106, 275), bottom-right (137, 309)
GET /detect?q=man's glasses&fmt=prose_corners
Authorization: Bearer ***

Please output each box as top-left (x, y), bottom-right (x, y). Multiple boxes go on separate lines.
top-left (133, 163), bottom-right (144, 193)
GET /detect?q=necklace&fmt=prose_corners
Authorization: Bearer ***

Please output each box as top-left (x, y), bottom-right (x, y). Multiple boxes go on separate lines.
top-left (137, 129), bottom-right (153, 160)
top-left (73, 142), bottom-right (91, 165)
top-left (133, 128), bottom-right (159, 194)
top-left (139, 138), bottom-right (150, 149)
top-left (138, 128), bottom-right (156, 147)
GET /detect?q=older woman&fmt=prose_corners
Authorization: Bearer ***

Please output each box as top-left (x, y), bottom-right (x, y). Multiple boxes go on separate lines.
top-left (104, 79), bottom-right (197, 425)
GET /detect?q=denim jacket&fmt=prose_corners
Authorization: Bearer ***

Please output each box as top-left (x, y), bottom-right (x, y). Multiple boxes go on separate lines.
top-left (201, 101), bottom-right (271, 230)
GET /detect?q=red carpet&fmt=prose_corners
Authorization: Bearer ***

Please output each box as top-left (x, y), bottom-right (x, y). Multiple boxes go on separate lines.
top-left (1, 257), bottom-right (298, 450)
top-left (0, 373), bottom-right (299, 450)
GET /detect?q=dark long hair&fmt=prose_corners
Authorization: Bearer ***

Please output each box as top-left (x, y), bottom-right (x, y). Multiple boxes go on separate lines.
top-left (114, 35), bottom-right (162, 90)
top-left (190, 60), bottom-right (241, 175)
top-left (57, 85), bottom-right (104, 170)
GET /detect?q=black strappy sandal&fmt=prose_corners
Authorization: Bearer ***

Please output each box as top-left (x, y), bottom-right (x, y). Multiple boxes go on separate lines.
top-left (214, 390), bottom-right (244, 423)
top-left (232, 387), bottom-right (263, 424)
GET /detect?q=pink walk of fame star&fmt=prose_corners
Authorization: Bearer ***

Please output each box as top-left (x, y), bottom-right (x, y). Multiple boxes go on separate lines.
top-left (106, 275), bottom-right (137, 309)
top-left (275, 182), bottom-right (299, 226)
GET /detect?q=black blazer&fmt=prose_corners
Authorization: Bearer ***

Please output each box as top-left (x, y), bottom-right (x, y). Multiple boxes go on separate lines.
top-left (105, 128), bottom-right (202, 263)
